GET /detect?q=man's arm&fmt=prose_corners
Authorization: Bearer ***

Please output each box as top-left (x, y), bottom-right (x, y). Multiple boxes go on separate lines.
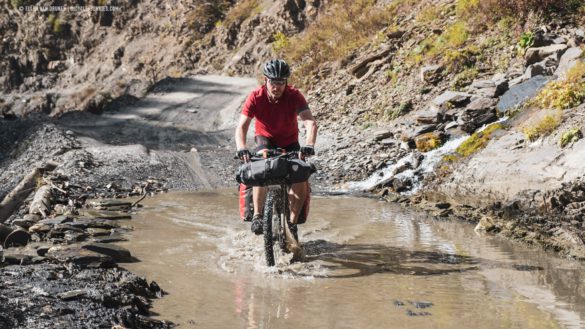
top-left (235, 114), bottom-right (253, 150)
top-left (299, 109), bottom-right (318, 146)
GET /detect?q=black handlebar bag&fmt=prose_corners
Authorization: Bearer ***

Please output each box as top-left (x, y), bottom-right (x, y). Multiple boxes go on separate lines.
top-left (287, 158), bottom-right (312, 183)
top-left (236, 157), bottom-right (289, 186)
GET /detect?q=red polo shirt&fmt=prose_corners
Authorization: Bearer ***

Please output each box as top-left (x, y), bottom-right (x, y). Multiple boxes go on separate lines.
top-left (241, 85), bottom-right (309, 147)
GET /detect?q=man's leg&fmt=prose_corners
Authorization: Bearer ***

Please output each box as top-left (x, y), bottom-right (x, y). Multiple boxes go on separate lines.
top-left (253, 186), bottom-right (268, 217)
top-left (250, 186), bottom-right (267, 235)
top-left (288, 182), bottom-right (307, 224)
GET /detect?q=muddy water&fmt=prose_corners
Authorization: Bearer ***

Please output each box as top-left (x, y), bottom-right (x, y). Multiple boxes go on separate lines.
top-left (119, 191), bottom-right (585, 329)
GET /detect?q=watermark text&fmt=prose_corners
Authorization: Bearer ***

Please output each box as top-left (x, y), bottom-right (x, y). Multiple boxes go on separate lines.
top-left (18, 5), bottom-right (121, 12)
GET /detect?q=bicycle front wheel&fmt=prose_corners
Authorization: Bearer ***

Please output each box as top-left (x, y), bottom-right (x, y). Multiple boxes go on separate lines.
top-left (263, 191), bottom-right (276, 266)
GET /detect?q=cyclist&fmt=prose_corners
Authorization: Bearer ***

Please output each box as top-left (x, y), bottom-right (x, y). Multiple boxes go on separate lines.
top-left (235, 59), bottom-right (318, 235)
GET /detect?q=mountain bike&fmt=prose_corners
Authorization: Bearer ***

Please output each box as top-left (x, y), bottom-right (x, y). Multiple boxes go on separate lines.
top-left (249, 149), bottom-right (313, 267)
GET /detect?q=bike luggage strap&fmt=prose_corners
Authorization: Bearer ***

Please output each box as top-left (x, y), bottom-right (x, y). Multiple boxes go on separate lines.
top-left (264, 159), bottom-right (270, 181)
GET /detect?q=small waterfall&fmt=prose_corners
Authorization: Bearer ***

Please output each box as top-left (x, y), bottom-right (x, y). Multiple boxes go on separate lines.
top-left (344, 119), bottom-right (508, 194)
top-left (345, 136), bottom-right (468, 193)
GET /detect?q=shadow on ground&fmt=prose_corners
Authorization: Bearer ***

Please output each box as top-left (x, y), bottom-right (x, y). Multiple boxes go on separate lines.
top-left (301, 239), bottom-right (543, 279)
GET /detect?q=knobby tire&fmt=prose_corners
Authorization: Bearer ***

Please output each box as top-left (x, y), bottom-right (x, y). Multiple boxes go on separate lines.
top-left (263, 187), bottom-right (291, 267)
top-left (263, 192), bottom-right (276, 266)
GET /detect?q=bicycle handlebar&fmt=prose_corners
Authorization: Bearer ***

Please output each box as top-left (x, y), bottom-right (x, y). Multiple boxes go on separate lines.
top-left (250, 148), bottom-right (296, 161)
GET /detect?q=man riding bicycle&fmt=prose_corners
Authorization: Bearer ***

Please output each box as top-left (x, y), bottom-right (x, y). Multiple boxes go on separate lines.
top-left (235, 59), bottom-right (318, 235)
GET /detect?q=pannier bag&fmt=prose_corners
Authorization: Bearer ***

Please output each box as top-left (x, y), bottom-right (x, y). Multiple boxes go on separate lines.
top-left (239, 184), bottom-right (254, 222)
top-left (236, 157), bottom-right (289, 186)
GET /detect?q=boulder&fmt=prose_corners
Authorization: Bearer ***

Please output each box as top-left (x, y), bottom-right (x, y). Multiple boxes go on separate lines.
top-left (58, 289), bottom-right (88, 301)
top-left (46, 245), bottom-right (114, 268)
top-left (497, 76), bottom-right (550, 114)
top-left (81, 210), bottom-right (131, 220)
top-left (3, 229), bottom-right (31, 248)
top-left (391, 176), bottom-right (413, 193)
top-left (414, 124), bottom-right (438, 137)
top-left (420, 65), bottom-right (443, 84)
top-left (531, 29), bottom-right (557, 47)
top-left (469, 74), bottom-right (508, 98)
top-left (524, 44), bottom-right (567, 66)
top-left (432, 91), bottom-right (472, 109)
top-left (372, 129), bottom-right (393, 141)
top-left (416, 106), bottom-right (444, 124)
top-left (82, 243), bottom-right (133, 262)
top-left (554, 48), bottom-right (583, 79)
top-left (524, 55), bottom-right (557, 79)
top-left (458, 98), bottom-right (498, 133)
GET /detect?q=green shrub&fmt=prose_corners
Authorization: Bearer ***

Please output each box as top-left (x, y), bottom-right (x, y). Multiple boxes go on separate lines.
top-left (456, 123), bottom-right (503, 156)
top-left (409, 21), bottom-right (474, 74)
top-left (518, 32), bottom-right (534, 51)
top-left (559, 128), bottom-right (583, 147)
top-left (442, 154), bottom-right (460, 163)
top-left (272, 31), bottom-right (289, 54)
top-left (385, 66), bottom-right (400, 86)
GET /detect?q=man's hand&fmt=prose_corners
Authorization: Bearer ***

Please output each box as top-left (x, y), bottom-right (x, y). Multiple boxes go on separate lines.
top-left (300, 145), bottom-right (315, 157)
top-left (237, 149), bottom-right (251, 162)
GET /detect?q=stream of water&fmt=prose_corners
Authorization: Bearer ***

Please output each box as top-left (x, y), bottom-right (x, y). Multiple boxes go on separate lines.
top-left (118, 190), bottom-right (585, 329)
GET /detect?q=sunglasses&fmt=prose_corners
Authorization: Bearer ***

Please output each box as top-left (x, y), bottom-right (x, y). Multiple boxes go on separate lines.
top-left (268, 79), bottom-right (287, 86)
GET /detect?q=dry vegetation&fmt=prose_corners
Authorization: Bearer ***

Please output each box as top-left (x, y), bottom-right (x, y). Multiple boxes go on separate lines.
top-left (522, 110), bottom-right (562, 142)
top-left (533, 61), bottom-right (585, 110)
top-left (274, 0), bottom-right (584, 90)
top-left (279, 0), bottom-right (417, 87)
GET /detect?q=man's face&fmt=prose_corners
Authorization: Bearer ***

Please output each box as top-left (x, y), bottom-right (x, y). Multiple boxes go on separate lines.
top-left (266, 78), bottom-right (286, 99)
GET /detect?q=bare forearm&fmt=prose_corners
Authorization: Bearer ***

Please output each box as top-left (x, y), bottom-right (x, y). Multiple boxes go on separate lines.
top-left (235, 114), bottom-right (252, 150)
top-left (235, 126), bottom-right (247, 150)
top-left (305, 120), bottom-right (318, 146)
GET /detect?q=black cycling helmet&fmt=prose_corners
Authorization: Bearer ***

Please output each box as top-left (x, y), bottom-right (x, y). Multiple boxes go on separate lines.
top-left (263, 59), bottom-right (290, 79)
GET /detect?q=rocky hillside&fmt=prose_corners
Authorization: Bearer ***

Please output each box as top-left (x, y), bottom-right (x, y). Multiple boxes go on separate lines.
top-left (2, 0), bottom-right (585, 258)
top-left (0, 0), bottom-right (318, 117)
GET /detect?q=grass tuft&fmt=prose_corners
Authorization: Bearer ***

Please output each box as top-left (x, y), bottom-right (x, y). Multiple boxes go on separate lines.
top-left (559, 128), bottom-right (583, 147)
top-left (456, 123), bottom-right (504, 157)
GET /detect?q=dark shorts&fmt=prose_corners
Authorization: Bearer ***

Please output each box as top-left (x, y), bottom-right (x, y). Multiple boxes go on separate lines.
top-left (254, 135), bottom-right (300, 153)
